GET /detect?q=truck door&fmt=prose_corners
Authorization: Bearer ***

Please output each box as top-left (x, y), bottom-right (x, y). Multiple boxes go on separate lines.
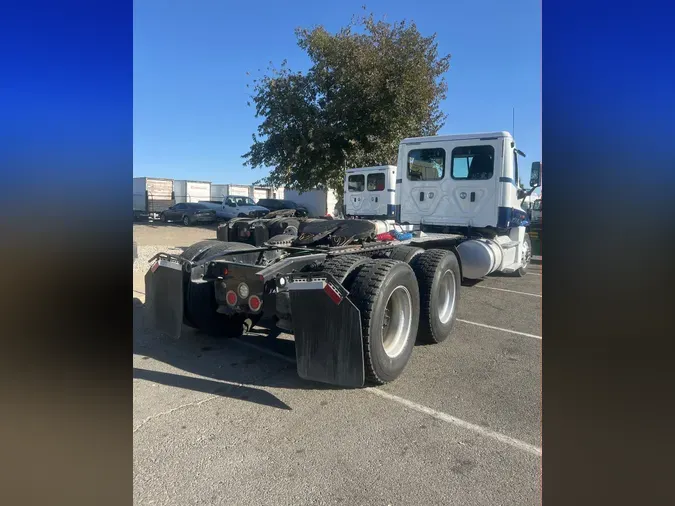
top-left (365, 171), bottom-right (386, 215)
top-left (346, 174), bottom-right (365, 214)
top-left (400, 140), bottom-right (501, 228)
top-left (400, 147), bottom-right (446, 223)
top-left (223, 197), bottom-right (237, 219)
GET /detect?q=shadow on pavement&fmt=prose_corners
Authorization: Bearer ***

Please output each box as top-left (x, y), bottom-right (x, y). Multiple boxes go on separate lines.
top-left (133, 367), bottom-right (292, 410)
top-left (133, 297), bottom-right (340, 411)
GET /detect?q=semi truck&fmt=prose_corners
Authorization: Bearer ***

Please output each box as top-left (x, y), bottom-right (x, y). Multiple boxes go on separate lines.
top-left (344, 165), bottom-right (398, 220)
top-left (144, 131), bottom-right (539, 388)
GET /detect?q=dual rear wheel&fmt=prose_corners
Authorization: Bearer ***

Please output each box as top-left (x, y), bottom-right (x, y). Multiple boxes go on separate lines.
top-left (325, 249), bottom-right (461, 385)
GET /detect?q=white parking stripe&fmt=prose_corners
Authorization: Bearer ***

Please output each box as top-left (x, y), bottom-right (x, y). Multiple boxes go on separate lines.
top-left (473, 285), bottom-right (542, 297)
top-left (135, 289), bottom-right (541, 455)
top-left (457, 319), bottom-right (542, 340)
top-left (367, 388), bottom-right (542, 456)
top-left (527, 272), bottom-right (542, 276)
top-left (235, 339), bottom-right (541, 457)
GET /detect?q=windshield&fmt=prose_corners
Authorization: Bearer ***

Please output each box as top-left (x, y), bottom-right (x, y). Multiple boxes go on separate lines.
top-left (226, 196), bottom-right (256, 206)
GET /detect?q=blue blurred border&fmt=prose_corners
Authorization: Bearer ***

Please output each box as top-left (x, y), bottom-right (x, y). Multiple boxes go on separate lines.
top-left (1, 1), bottom-right (132, 208)
top-left (544, 1), bottom-right (673, 504)
top-left (0, 4), bottom-right (133, 505)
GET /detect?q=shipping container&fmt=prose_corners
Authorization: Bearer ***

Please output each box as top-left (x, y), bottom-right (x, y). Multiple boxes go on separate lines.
top-left (210, 184), bottom-right (229, 201)
top-left (174, 180), bottom-right (212, 203)
top-left (253, 187), bottom-right (271, 202)
top-left (133, 177), bottom-right (175, 219)
top-left (227, 184), bottom-right (251, 198)
top-left (283, 188), bottom-right (341, 218)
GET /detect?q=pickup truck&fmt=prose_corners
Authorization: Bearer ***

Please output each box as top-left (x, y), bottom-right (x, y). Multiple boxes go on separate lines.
top-left (199, 195), bottom-right (270, 220)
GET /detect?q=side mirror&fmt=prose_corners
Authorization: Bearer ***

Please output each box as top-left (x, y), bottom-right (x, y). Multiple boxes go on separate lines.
top-left (517, 189), bottom-right (526, 199)
top-left (529, 162), bottom-right (542, 188)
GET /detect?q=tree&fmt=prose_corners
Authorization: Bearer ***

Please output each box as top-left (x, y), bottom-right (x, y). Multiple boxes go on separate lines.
top-left (243, 10), bottom-right (451, 195)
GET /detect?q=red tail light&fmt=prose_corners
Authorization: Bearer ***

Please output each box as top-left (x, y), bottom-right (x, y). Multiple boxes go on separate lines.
top-left (226, 290), bottom-right (237, 306)
top-left (248, 295), bottom-right (262, 312)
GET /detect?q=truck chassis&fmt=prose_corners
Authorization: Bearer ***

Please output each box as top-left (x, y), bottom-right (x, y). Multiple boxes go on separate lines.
top-left (145, 226), bottom-right (468, 388)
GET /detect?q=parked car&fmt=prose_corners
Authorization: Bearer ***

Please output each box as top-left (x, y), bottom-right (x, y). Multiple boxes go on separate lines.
top-left (160, 203), bottom-right (217, 226)
top-left (256, 198), bottom-right (309, 217)
top-left (199, 195), bottom-right (270, 220)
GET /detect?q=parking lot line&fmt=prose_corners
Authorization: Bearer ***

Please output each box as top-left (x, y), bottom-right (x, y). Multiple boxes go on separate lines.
top-left (527, 272), bottom-right (542, 276)
top-left (473, 285), bottom-right (542, 297)
top-left (456, 319), bottom-right (542, 340)
top-left (367, 388), bottom-right (542, 456)
top-left (234, 339), bottom-right (541, 457)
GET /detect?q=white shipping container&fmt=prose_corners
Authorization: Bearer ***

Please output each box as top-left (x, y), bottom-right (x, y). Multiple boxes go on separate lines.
top-left (174, 180), bottom-right (212, 203)
top-left (284, 188), bottom-right (341, 218)
top-left (210, 184), bottom-right (229, 201)
top-left (133, 177), bottom-right (174, 213)
top-left (228, 185), bottom-right (251, 198)
top-left (253, 187), bottom-right (271, 202)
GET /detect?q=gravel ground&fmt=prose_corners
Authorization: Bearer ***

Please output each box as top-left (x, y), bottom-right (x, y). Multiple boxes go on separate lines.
top-left (133, 245), bottom-right (184, 273)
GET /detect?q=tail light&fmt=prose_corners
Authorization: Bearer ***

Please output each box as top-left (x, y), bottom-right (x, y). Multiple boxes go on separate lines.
top-left (226, 290), bottom-right (237, 306)
top-left (248, 295), bottom-right (262, 312)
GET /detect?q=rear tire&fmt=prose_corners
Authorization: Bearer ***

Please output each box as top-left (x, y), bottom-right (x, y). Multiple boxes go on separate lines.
top-left (322, 255), bottom-right (370, 287)
top-left (180, 241), bottom-right (261, 337)
top-left (348, 259), bottom-right (420, 385)
top-left (389, 245), bottom-right (424, 263)
top-left (411, 249), bottom-right (461, 344)
top-left (160, 213), bottom-right (167, 223)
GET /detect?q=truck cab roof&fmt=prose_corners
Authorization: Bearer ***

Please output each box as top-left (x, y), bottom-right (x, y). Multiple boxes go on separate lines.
top-left (345, 165), bottom-right (396, 174)
top-left (400, 131), bottom-right (513, 144)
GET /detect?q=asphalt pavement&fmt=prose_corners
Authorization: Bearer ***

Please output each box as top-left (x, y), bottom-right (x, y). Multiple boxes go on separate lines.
top-left (133, 263), bottom-right (542, 505)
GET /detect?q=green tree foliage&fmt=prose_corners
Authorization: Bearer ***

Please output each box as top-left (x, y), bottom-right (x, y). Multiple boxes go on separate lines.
top-left (243, 10), bottom-right (451, 195)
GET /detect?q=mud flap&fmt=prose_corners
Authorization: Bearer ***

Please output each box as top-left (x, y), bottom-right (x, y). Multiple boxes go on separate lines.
top-left (144, 259), bottom-right (185, 339)
top-left (289, 277), bottom-right (365, 387)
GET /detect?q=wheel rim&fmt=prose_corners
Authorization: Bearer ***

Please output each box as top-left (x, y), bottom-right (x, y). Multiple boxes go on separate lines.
top-left (381, 286), bottom-right (413, 358)
top-left (183, 216), bottom-right (189, 225)
top-left (437, 269), bottom-right (457, 325)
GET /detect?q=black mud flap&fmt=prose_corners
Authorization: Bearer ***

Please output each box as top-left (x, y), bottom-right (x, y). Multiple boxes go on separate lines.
top-left (144, 259), bottom-right (185, 339)
top-left (288, 275), bottom-right (365, 387)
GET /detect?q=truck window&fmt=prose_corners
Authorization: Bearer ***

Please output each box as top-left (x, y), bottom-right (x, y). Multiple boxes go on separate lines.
top-left (367, 173), bottom-right (385, 191)
top-left (513, 150), bottom-right (519, 186)
top-left (407, 148), bottom-right (445, 181)
top-left (348, 175), bottom-right (365, 192)
top-left (451, 145), bottom-right (495, 180)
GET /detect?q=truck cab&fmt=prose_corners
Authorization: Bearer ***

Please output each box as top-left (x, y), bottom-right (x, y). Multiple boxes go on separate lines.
top-left (396, 132), bottom-right (528, 230)
top-left (344, 165), bottom-right (397, 219)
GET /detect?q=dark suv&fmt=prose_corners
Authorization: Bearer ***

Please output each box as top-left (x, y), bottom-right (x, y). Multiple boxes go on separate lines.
top-left (257, 199), bottom-right (309, 217)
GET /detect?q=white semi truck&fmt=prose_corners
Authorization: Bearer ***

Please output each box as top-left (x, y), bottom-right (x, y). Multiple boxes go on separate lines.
top-left (145, 131), bottom-right (540, 388)
top-left (344, 165), bottom-right (398, 219)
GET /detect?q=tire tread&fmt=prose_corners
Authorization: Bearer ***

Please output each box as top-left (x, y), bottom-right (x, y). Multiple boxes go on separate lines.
top-left (349, 259), bottom-right (407, 385)
top-left (411, 249), bottom-right (459, 344)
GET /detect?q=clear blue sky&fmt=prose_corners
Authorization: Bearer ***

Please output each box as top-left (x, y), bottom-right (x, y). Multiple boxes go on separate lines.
top-left (134, 0), bottom-right (541, 187)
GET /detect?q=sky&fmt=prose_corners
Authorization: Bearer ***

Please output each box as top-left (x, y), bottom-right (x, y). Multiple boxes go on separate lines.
top-left (134, 0), bottom-right (541, 187)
